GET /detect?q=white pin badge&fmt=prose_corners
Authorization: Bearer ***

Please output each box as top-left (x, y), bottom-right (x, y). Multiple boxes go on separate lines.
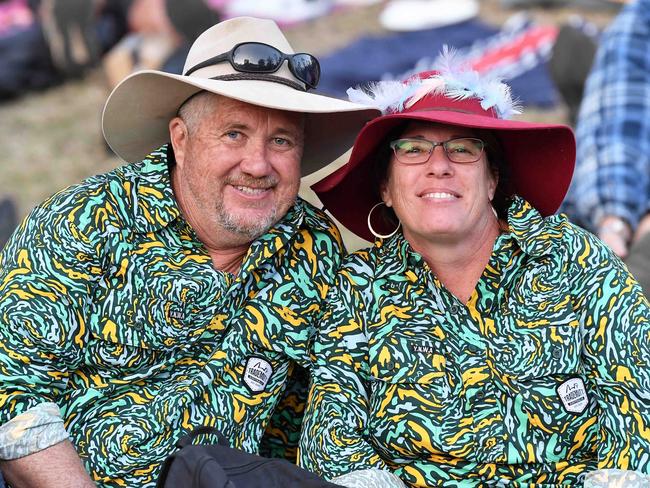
top-left (557, 377), bottom-right (589, 414)
top-left (243, 356), bottom-right (274, 393)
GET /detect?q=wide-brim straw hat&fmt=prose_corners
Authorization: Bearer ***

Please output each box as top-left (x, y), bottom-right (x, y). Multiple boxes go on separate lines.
top-left (102, 16), bottom-right (380, 175)
top-left (313, 67), bottom-right (575, 241)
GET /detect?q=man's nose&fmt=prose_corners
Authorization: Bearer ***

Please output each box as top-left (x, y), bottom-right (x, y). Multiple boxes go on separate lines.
top-left (239, 139), bottom-right (272, 177)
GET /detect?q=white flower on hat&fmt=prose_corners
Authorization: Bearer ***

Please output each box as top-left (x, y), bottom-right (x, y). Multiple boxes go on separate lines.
top-left (347, 46), bottom-right (522, 119)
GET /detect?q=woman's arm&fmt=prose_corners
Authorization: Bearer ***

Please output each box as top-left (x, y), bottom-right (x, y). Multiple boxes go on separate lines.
top-left (570, 227), bottom-right (650, 472)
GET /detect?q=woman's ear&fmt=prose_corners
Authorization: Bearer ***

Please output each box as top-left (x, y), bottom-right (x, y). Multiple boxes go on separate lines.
top-left (380, 181), bottom-right (393, 208)
top-left (488, 166), bottom-right (499, 202)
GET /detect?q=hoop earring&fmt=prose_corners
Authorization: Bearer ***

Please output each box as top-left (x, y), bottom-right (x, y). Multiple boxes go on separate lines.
top-left (367, 202), bottom-right (401, 239)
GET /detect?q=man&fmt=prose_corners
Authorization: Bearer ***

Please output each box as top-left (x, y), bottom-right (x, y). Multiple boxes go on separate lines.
top-left (0, 17), bottom-right (378, 487)
top-left (562, 0), bottom-right (650, 294)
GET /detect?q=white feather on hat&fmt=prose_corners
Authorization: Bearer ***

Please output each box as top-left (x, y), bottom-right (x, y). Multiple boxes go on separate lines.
top-left (347, 46), bottom-right (522, 119)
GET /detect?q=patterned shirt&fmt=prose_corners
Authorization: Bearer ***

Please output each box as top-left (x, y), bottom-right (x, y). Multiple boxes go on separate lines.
top-left (562, 0), bottom-right (650, 231)
top-left (299, 197), bottom-right (650, 487)
top-left (0, 145), bottom-right (344, 487)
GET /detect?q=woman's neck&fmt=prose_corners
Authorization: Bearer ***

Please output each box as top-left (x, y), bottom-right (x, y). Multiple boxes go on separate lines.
top-left (407, 218), bottom-right (502, 304)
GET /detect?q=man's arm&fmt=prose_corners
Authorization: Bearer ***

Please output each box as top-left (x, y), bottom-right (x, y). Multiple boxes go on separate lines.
top-left (0, 441), bottom-right (95, 488)
top-left (0, 189), bottom-right (100, 483)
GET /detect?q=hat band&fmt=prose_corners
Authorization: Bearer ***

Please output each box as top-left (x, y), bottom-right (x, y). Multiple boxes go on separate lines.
top-left (210, 73), bottom-right (306, 91)
top-left (406, 93), bottom-right (498, 118)
top-left (406, 107), bottom-right (496, 116)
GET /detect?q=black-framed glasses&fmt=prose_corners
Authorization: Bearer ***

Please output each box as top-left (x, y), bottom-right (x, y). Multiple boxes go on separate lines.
top-left (389, 137), bottom-right (486, 164)
top-left (184, 42), bottom-right (321, 89)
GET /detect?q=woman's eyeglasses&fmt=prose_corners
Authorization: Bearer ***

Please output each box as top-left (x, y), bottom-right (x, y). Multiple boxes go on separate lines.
top-left (183, 42), bottom-right (321, 90)
top-left (389, 137), bottom-right (486, 164)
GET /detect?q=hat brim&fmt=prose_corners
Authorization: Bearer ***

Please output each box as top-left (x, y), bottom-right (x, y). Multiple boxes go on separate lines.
top-left (313, 109), bottom-right (575, 242)
top-left (102, 70), bottom-right (380, 176)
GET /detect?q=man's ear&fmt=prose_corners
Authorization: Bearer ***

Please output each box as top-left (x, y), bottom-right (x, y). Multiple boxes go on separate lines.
top-left (169, 117), bottom-right (189, 168)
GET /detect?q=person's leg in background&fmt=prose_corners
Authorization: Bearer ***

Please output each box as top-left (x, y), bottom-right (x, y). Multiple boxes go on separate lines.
top-left (625, 213), bottom-right (650, 297)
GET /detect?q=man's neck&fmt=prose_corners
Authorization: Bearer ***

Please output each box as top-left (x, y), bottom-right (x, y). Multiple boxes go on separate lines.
top-left (206, 245), bottom-right (249, 274)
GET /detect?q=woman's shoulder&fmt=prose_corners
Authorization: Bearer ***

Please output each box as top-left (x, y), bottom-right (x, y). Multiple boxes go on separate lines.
top-left (508, 197), bottom-right (608, 258)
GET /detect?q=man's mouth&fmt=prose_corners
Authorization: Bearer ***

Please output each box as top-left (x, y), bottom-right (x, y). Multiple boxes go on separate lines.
top-left (234, 185), bottom-right (271, 195)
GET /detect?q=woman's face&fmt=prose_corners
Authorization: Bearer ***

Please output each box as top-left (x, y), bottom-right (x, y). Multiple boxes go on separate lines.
top-left (381, 121), bottom-right (498, 246)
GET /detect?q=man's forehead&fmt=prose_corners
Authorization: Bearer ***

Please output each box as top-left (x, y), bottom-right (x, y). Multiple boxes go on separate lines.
top-left (215, 97), bottom-right (305, 133)
top-left (216, 96), bottom-right (303, 125)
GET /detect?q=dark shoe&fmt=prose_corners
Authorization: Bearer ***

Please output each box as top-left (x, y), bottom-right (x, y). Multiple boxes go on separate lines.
top-left (0, 197), bottom-right (18, 249)
top-left (548, 20), bottom-right (598, 125)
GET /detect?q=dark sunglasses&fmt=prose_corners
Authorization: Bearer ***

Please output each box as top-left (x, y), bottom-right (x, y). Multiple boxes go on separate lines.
top-left (183, 42), bottom-right (321, 90)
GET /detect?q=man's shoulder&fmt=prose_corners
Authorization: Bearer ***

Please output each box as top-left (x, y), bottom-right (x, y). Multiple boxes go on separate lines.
top-left (30, 161), bottom-right (137, 237)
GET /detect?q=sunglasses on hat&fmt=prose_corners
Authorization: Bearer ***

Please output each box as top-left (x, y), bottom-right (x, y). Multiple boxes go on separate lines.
top-left (184, 42), bottom-right (321, 90)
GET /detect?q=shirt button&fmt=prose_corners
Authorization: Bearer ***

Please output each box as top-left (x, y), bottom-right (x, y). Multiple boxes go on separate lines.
top-left (475, 389), bottom-right (486, 401)
top-left (468, 344), bottom-right (481, 354)
top-left (552, 346), bottom-right (562, 359)
top-left (450, 305), bottom-right (461, 315)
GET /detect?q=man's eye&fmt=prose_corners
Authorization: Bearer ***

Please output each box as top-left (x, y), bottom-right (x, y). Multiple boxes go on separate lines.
top-left (225, 131), bottom-right (242, 140)
top-left (273, 137), bottom-right (291, 146)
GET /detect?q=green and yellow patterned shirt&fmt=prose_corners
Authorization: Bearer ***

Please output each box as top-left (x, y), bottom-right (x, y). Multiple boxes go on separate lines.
top-left (0, 145), bottom-right (344, 487)
top-left (299, 197), bottom-right (650, 487)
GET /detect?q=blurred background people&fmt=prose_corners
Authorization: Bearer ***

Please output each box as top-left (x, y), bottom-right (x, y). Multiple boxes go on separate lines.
top-left (562, 0), bottom-right (650, 294)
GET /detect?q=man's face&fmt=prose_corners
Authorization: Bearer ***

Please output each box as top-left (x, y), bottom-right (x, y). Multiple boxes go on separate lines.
top-left (170, 95), bottom-right (304, 246)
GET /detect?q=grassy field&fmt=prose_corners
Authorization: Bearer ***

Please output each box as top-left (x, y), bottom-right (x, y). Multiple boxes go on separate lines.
top-left (0, 0), bottom-right (617, 249)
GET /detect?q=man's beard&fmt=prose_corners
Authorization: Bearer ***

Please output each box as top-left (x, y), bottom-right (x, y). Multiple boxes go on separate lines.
top-left (214, 200), bottom-right (282, 241)
top-left (212, 175), bottom-right (295, 241)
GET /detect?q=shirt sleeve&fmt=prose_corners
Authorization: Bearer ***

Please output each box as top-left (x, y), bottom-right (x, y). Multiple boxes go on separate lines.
top-left (299, 256), bottom-right (388, 479)
top-left (568, 2), bottom-right (650, 230)
top-left (0, 402), bottom-right (68, 459)
top-left (569, 226), bottom-right (650, 471)
top-left (0, 196), bottom-right (98, 448)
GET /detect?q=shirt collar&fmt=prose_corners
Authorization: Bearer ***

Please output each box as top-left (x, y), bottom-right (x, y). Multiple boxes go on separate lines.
top-left (127, 144), bottom-right (182, 234)
top-left (376, 195), bottom-right (556, 269)
top-left (240, 198), bottom-right (305, 275)
top-left (505, 196), bottom-right (556, 258)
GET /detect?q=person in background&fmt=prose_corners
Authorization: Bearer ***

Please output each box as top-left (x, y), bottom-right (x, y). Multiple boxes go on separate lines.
top-left (298, 51), bottom-right (649, 487)
top-left (562, 0), bottom-right (650, 294)
top-left (0, 16), bottom-right (377, 487)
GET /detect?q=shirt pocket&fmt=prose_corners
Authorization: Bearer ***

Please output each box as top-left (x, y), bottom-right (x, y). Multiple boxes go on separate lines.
top-left (84, 293), bottom-right (196, 377)
top-left (367, 336), bottom-right (451, 459)
top-left (493, 323), bottom-right (582, 382)
top-left (496, 323), bottom-right (598, 462)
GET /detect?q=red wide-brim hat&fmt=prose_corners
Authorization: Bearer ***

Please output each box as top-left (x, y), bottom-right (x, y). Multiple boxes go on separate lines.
top-left (312, 74), bottom-right (575, 242)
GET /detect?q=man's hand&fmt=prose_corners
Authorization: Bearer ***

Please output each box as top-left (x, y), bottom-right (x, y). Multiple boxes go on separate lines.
top-left (598, 216), bottom-right (632, 258)
top-left (0, 440), bottom-right (96, 488)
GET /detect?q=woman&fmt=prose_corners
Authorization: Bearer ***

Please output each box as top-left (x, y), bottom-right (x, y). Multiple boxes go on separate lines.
top-left (298, 55), bottom-right (650, 487)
